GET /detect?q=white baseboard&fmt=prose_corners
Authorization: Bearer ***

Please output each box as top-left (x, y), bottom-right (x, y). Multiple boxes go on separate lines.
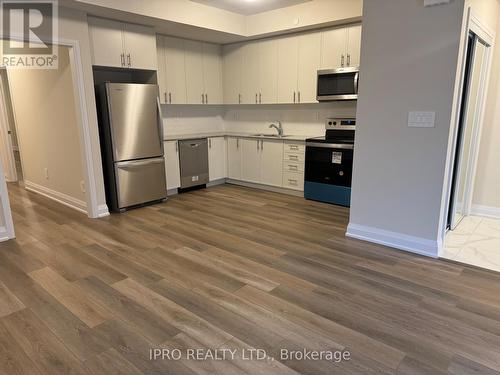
top-left (226, 179), bottom-right (304, 197)
top-left (0, 226), bottom-right (9, 242)
top-left (167, 188), bottom-right (178, 197)
top-left (471, 204), bottom-right (500, 219)
top-left (97, 204), bottom-right (110, 218)
top-left (207, 179), bottom-right (226, 187)
top-left (346, 223), bottom-right (439, 258)
top-left (24, 180), bottom-right (87, 214)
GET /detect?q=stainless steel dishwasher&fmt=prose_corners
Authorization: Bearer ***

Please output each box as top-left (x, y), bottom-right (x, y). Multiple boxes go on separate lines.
top-left (178, 138), bottom-right (209, 188)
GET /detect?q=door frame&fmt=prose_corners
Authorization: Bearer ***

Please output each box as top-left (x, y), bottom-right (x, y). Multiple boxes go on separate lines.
top-left (0, 35), bottom-right (106, 222)
top-left (439, 8), bottom-right (495, 254)
top-left (0, 69), bottom-right (17, 182)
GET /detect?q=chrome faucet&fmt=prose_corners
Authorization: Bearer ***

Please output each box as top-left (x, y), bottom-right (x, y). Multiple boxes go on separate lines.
top-left (269, 121), bottom-right (283, 137)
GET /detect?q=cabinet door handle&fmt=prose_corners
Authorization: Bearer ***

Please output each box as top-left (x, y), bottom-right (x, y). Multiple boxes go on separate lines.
top-left (341, 54), bottom-right (345, 67)
top-left (120, 53), bottom-right (124, 67)
top-left (237, 138), bottom-right (239, 148)
top-left (175, 141), bottom-right (178, 153)
top-left (169, 92), bottom-right (172, 103)
top-left (255, 93), bottom-right (258, 104)
top-left (298, 91), bottom-right (301, 103)
top-left (289, 155), bottom-right (298, 160)
top-left (259, 93), bottom-right (262, 104)
top-left (289, 165), bottom-right (298, 170)
top-left (205, 94), bottom-right (208, 104)
top-left (209, 138), bottom-right (212, 148)
top-left (164, 92), bottom-right (167, 103)
top-left (202, 93), bottom-right (205, 104)
top-left (127, 53), bottom-right (131, 67)
top-left (293, 91), bottom-right (296, 103)
top-left (257, 140), bottom-right (260, 150)
top-left (238, 94), bottom-right (241, 104)
top-left (347, 54), bottom-right (351, 66)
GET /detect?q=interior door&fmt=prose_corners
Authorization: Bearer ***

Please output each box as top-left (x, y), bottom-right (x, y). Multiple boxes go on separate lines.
top-left (277, 36), bottom-right (299, 104)
top-left (202, 43), bottom-right (223, 105)
top-left (106, 83), bottom-right (162, 161)
top-left (88, 17), bottom-right (124, 68)
top-left (297, 32), bottom-right (321, 103)
top-left (184, 40), bottom-right (205, 104)
top-left (123, 23), bottom-right (157, 70)
top-left (164, 36), bottom-right (187, 104)
top-left (449, 34), bottom-right (487, 230)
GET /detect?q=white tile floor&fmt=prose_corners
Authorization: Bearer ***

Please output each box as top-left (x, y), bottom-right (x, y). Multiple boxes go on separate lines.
top-left (443, 215), bottom-right (500, 272)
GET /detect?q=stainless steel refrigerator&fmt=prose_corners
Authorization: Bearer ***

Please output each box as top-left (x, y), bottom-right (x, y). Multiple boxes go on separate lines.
top-left (96, 83), bottom-right (166, 212)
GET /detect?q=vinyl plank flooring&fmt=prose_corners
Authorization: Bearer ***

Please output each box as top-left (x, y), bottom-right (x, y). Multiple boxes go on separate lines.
top-left (1, 183), bottom-right (500, 374)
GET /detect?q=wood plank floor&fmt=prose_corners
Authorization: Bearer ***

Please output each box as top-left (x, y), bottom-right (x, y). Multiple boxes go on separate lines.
top-left (2, 182), bottom-right (500, 374)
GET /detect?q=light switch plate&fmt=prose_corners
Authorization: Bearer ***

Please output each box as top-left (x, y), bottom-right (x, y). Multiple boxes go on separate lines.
top-left (408, 111), bottom-right (436, 128)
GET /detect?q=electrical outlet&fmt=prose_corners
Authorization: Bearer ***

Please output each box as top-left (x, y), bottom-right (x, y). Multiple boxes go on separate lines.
top-left (44, 168), bottom-right (49, 180)
top-left (80, 180), bottom-right (86, 193)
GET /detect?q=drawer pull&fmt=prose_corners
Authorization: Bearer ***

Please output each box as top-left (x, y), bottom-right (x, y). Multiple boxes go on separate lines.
top-left (288, 179), bottom-right (298, 185)
top-left (289, 155), bottom-right (298, 160)
top-left (290, 145), bottom-right (299, 150)
top-left (288, 165), bottom-right (298, 170)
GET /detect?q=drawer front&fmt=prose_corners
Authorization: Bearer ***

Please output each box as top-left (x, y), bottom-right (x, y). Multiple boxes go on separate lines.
top-left (283, 171), bottom-right (304, 191)
top-left (284, 142), bottom-right (305, 153)
top-left (283, 161), bottom-right (304, 173)
top-left (284, 152), bottom-right (305, 163)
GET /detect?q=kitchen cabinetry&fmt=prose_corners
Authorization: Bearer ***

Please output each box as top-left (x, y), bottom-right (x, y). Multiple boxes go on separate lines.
top-left (183, 40), bottom-right (223, 104)
top-left (240, 138), bottom-right (283, 187)
top-left (223, 44), bottom-right (244, 104)
top-left (321, 24), bottom-right (362, 69)
top-left (241, 42), bottom-right (261, 105)
top-left (164, 141), bottom-right (181, 190)
top-left (157, 36), bottom-right (187, 104)
top-left (88, 17), bottom-right (156, 70)
top-left (227, 137), bottom-right (242, 179)
top-left (208, 137), bottom-right (227, 181)
top-left (282, 141), bottom-right (305, 191)
top-left (277, 32), bottom-right (321, 104)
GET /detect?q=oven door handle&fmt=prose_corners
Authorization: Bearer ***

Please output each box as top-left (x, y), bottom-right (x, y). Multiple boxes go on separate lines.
top-left (306, 142), bottom-right (354, 150)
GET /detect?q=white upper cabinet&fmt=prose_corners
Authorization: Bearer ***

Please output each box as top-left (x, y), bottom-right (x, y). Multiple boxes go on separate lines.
top-left (202, 43), bottom-right (223, 105)
top-left (297, 32), bottom-right (321, 104)
top-left (123, 23), bottom-right (157, 70)
top-left (241, 42), bottom-right (261, 104)
top-left (88, 17), bottom-right (124, 68)
top-left (346, 24), bottom-right (362, 68)
top-left (277, 36), bottom-right (299, 104)
top-left (321, 23), bottom-right (362, 69)
top-left (162, 36), bottom-right (187, 104)
top-left (184, 40), bottom-right (205, 104)
top-left (259, 39), bottom-right (278, 104)
top-left (223, 44), bottom-right (244, 104)
top-left (208, 137), bottom-right (227, 181)
top-left (88, 17), bottom-right (156, 70)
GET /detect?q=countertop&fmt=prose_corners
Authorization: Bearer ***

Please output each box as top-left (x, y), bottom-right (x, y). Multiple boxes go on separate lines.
top-left (164, 132), bottom-right (319, 142)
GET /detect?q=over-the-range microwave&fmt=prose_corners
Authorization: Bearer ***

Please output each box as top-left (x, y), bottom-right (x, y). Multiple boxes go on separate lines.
top-left (317, 67), bottom-right (359, 101)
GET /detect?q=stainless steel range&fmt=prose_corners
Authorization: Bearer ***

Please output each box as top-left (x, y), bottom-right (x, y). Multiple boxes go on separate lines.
top-left (304, 118), bottom-right (355, 206)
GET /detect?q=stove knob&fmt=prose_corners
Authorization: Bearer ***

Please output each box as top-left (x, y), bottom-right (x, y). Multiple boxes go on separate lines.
top-left (339, 171), bottom-right (344, 176)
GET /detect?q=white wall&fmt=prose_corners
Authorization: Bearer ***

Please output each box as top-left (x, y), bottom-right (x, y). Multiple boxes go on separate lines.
top-left (8, 46), bottom-right (87, 210)
top-left (223, 103), bottom-right (356, 136)
top-left (348, 0), bottom-right (466, 257)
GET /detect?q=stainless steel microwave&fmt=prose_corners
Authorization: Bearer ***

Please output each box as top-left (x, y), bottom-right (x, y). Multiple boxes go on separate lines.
top-left (317, 67), bottom-right (359, 101)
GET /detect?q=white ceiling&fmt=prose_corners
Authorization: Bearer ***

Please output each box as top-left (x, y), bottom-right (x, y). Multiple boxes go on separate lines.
top-left (190, 0), bottom-right (312, 15)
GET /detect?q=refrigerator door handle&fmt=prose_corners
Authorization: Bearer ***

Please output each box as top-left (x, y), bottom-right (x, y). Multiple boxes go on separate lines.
top-left (157, 97), bottom-right (164, 153)
top-left (116, 158), bottom-right (165, 169)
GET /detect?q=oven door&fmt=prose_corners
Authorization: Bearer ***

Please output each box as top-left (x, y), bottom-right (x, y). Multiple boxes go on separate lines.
top-left (317, 68), bottom-right (359, 101)
top-left (305, 143), bottom-right (354, 186)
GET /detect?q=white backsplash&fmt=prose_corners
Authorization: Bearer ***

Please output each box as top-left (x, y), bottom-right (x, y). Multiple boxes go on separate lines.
top-left (161, 102), bottom-right (357, 137)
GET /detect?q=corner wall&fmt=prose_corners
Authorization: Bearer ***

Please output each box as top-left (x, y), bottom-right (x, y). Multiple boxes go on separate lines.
top-left (348, 0), bottom-right (466, 257)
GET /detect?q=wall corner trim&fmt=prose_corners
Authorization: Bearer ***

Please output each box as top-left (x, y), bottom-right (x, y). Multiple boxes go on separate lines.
top-left (346, 223), bottom-right (439, 258)
top-left (471, 204), bottom-right (500, 219)
top-left (97, 204), bottom-right (110, 218)
top-left (0, 226), bottom-right (9, 242)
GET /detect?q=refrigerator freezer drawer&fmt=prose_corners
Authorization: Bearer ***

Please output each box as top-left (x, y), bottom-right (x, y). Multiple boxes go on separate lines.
top-left (115, 157), bottom-right (166, 209)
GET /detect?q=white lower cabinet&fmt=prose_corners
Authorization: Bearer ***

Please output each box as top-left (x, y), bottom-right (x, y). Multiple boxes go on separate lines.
top-left (241, 138), bottom-right (261, 183)
top-left (208, 137), bottom-right (227, 181)
top-left (260, 139), bottom-right (284, 187)
top-left (164, 141), bottom-right (181, 190)
top-left (227, 137), bottom-right (242, 179)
